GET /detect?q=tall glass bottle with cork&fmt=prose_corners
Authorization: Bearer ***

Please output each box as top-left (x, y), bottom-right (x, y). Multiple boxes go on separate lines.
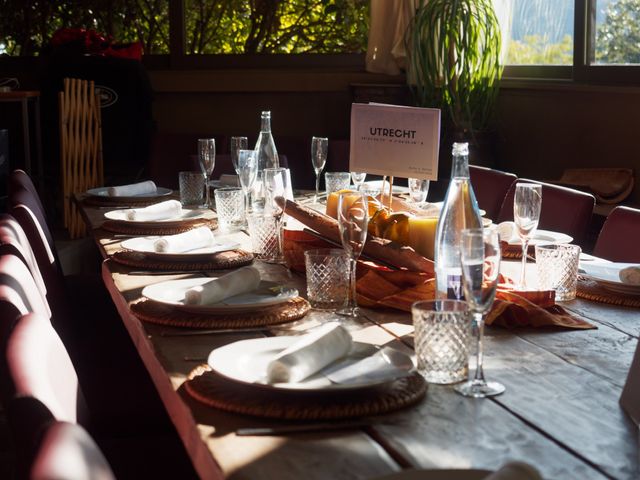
top-left (254, 111), bottom-right (279, 172)
top-left (434, 142), bottom-right (483, 299)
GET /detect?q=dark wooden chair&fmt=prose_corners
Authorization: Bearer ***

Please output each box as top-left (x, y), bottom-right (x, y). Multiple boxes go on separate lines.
top-left (593, 206), bottom-right (640, 262)
top-left (497, 179), bottom-right (595, 247)
top-left (469, 165), bottom-right (517, 221)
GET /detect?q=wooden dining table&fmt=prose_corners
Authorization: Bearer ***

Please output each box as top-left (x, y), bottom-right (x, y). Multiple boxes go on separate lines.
top-left (76, 195), bottom-right (639, 480)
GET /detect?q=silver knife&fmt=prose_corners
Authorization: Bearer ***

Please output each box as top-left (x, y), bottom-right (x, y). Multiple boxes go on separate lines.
top-left (236, 421), bottom-right (370, 436)
top-left (160, 326), bottom-right (273, 337)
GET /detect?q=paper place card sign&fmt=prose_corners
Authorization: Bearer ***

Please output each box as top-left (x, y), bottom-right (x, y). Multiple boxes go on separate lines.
top-left (349, 103), bottom-right (440, 180)
top-left (620, 337), bottom-right (640, 426)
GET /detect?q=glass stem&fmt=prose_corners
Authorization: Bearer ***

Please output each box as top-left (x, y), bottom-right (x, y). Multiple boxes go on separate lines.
top-left (519, 238), bottom-right (529, 289)
top-left (349, 257), bottom-right (357, 310)
top-left (204, 174), bottom-right (209, 207)
top-left (473, 312), bottom-right (487, 383)
top-left (243, 190), bottom-right (249, 215)
top-left (315, 174), bottom-right (320, 201)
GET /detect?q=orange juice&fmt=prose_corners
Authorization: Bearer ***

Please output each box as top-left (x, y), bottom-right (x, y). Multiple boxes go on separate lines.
top-left (408, 216), bottom-right (438, 260)
top-left (325, 189), bottom-right (356, 219)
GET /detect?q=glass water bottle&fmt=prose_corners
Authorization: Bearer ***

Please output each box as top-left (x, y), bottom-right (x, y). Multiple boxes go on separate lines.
top-left (254, 111), bottom-right (279, 172)
top-left (434, 142), bottom-right (483, 299)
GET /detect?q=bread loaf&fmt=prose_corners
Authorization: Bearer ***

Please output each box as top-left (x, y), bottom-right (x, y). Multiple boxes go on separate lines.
top-left (278, 197), bottom-right (434, 274)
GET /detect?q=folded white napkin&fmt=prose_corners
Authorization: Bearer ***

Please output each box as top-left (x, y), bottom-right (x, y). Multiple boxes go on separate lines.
top-left (125, 200), bottom-right (182, 221)
top-left (620, 266), bottom-right (640, 285)
top-left (183, 266), bottom-right (261, 305)
top-left (219, 174), bottom-right (240, 187)
top-left (153, 226), bottom-right (215, 253)
top-left (497, 221), bottom-right (518, 243)
top-left (485, 462), bottom-right (542, 480)
top-left (108, 180), bottom-right (157, 197)
top-left (266, 322), bottom-right (353, 384)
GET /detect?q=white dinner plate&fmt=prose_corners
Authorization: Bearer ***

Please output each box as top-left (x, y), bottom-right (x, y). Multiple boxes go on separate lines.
top-left (103, 208), bottom-right (207, 226)
top-left (361, 180), bottom-right (410, 194)
top-left (208, 336), bottom-right (415, 393)
top-left (580, 262), bottom-right (640, 296)
top-left (121, 236), bottom-right (240, 261)
top-left (87, 186), bottom-right (173, 199)
top-left (142, 278), bottom-right (298, 314)
top-left (506, 229), bottom-right (573, 246)
top-left (426, 202), bottom-right (487, 218)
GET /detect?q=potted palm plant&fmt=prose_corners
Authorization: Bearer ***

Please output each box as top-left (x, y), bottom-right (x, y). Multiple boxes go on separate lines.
top-left (406, 0), bottom-right (503, 147)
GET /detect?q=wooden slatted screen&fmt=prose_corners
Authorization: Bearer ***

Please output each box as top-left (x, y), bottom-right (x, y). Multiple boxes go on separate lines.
top-left (59, 78), bottom-right (104, 239)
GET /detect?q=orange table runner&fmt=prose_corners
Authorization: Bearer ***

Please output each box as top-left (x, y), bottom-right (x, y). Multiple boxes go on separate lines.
top-left (285, 230), bottom-right (595, 330)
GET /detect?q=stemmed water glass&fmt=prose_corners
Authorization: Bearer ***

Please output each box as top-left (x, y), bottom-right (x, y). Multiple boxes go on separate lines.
top-left (237, 149), bottom-right (257, 215)
top-left (197, 138), bottom-right (215, 208)
top-left (230, 136), bottom-right (248, 173)
top-left (514, 183), bottom-right (542, 289)
top-left (311, 136), bottom-right (328, 203)
top-left (455, 227), bottom-right (505, 398)
top-left (408, 178), bottom-right (430, 207)
top-left (351, 172), bottom-right (367, 191)
top-left (337, 191), bottom-right (369, 317)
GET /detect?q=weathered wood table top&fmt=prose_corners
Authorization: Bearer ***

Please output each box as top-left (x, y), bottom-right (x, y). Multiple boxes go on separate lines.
top-left (77, 196), bottom-right (639, 480)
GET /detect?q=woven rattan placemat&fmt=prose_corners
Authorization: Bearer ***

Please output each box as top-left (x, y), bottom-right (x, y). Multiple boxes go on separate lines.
top-left (131, 297), bottom-right (311, 328)
top-left (576, 277), bottom-right (640, 308)
top-left (185, 364), bottom-right (427, 420)
top-left (102, 219), bottom-right (217, 236)
top-left (112, 249), bottom-right (254, 270)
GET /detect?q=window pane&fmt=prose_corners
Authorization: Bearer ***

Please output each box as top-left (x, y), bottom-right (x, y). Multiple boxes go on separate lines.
top-left (499, 0), bottom-right (574, 65)
top-left (0, 1), bottom-right (169, 56)
top-left (183, 0), bottom-right (369, 54)
top-left (594, 0), bottom-right (640, 65)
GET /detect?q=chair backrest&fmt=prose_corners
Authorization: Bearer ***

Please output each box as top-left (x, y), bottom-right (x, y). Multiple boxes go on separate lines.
top-left (0, 254), bottom-right (51, 330)
top-left (8, 172), bottom-right (59, 264)
top-left (31, 420), bottom-right (116, 480)
top-left (0, 214), bottom-right (48, 300)
top-left (497, 178), bottom-right (596, 246)
top-left (6, 395), bottom-right (57, 479)
top-left (469, 165), bottom-right (517, 221)
top-left (8, 193), bottom-right (70, 325)
top-left (1, 313), bottom-right (88, 425)
top-left (593, 206), bottom-right (640, 262)
top-left (8, 169), bottom-right (48, 223)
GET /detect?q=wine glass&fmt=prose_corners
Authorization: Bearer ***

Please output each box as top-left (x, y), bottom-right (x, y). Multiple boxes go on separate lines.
top-left (237, 149), bottom-right (257, 215)
top-left (455, 227), bottom-right (505, 398)
top-left (263, 167), bottom-right (290, 263)
top-left (408, 178), bottom-right (430, 207)
top-left (513, 183), bottom-right (542, 289)
top-left (197, 138), bottom-right (215, 208)
top-left (337, 191), bottom-right (369, 317)
top-left (230, 136), bottom-right (248, 173)
top-left (351, 172), bottom-right (367, 191)
top-left (311, 136), bottom-right (328, 203)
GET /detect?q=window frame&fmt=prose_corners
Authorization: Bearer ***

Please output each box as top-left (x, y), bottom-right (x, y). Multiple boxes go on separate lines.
top-left (501, 0), bottom-right (640, 85)
top-left (159, 0), bottom-right (367, 71)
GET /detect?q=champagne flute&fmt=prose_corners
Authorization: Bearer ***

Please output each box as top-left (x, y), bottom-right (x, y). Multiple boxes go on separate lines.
top-left (408, 178), bottom-right (430, 207)
top-left (198, 138), bottom-right (215, 208)
top-left (513, 183), bottom-right (542, 289)
top-left (263, 167), bottom-right (290, 263)
top-left (237, 149), bottom-right (257, 215)
top-left (337, 191), bottom-right (369, 317)
top-left (455, 227), bottom-right (504, 398)
top-left (311, 136), bottom-right (328, 203)
top-left (351, 172), bottom-right (367, 191)
top-left (230, 136), bottom-right (248, 173)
